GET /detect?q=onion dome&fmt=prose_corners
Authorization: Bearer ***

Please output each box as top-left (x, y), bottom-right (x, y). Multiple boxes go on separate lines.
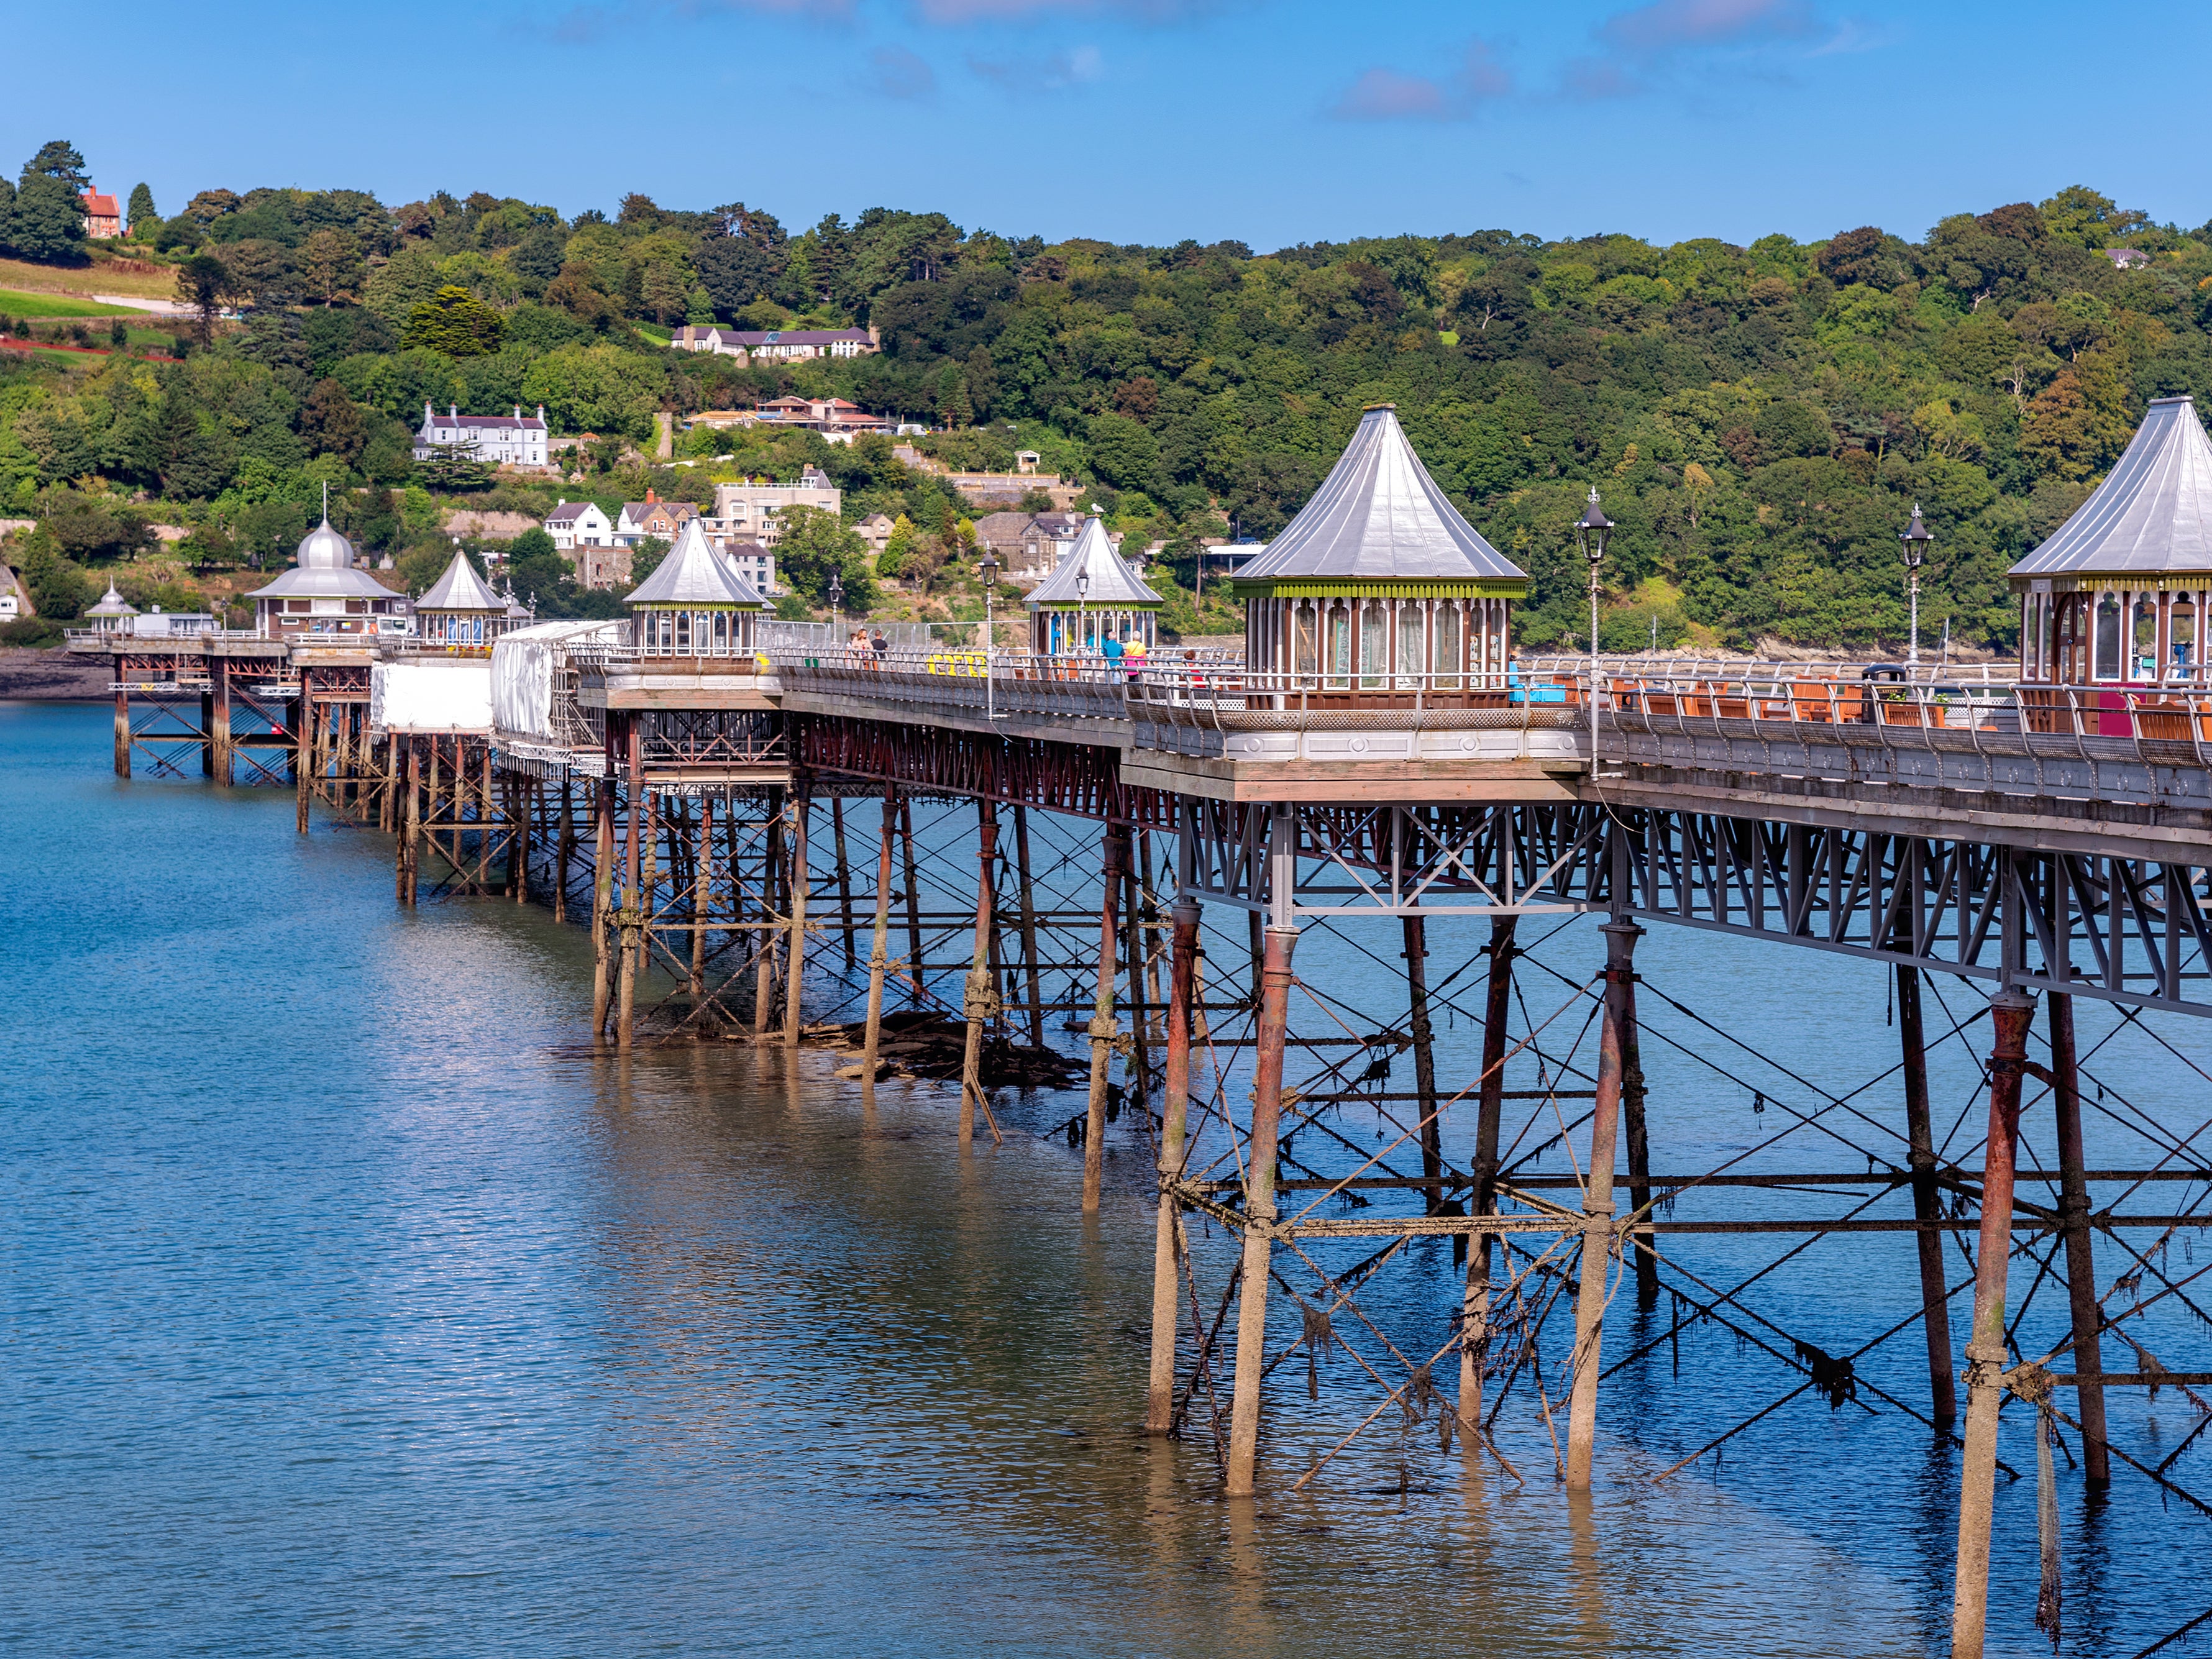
top-left (85, 577), bottom-right (139, 618)
top-left (295, 513), bottom-right (356, 572)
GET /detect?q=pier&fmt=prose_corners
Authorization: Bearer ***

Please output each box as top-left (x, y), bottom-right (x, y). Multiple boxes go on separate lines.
top-left (67, 401), bottom-right (2212, 1657)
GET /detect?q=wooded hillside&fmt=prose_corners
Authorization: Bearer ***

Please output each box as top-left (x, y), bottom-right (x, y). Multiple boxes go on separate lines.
top-left (6, 173), bottom-right (2207, 651)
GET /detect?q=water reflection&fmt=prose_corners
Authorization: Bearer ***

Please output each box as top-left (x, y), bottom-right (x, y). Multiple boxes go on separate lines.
top-left (4, 702), bottom-right (2206, 1657)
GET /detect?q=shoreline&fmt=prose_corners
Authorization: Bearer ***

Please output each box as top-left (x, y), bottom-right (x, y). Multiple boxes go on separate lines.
top-left (0, 648), bottom-right (111, 700)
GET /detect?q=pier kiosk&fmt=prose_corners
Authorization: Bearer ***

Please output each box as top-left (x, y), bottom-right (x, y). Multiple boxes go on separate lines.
top-left (414, 546), bottom-right (524, 649)
top-left (1024, 513), bottom-right (1161, 656)
top-left (2013, 393), bottom-right (2212, 692)
top-left (1231, 403), bottom-right (1527, 687)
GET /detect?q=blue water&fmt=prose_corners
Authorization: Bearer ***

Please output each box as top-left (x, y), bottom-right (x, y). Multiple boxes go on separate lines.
top-left (4, 699), bottom-right (2208, 1656)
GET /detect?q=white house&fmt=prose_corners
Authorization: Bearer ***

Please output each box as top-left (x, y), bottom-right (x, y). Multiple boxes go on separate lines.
top-left (544, 500), bottom-right (614, 552)
top-left (414, 403), bottom-right (550, 467)
top-left (669, 326), bottom-right (879, 362)
top-left (705, 469), bottom-right (840, 550)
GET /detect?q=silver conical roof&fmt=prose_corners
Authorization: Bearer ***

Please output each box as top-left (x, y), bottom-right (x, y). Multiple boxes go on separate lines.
top-left (1233, 406), bottom-right (1525, 587)
top-left (2011, 396), bottom-right (2212, 582)
top-left (1026, 514), bottom-right (1160, 608)
top-left (628, 518), bottom-right (766, 607)
top-left (417, 546), bottom-right (505, 612)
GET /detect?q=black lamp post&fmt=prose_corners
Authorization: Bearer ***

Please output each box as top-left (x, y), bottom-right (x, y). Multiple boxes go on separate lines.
top-left (1899, 503), bottom-right (1932, 669)
top-left (1574, 486), bottom-right (1613, 671)
top-left (1075, 567), bottom-right (1090, 654)
top-left (828, 570), bottom-right (844, 636)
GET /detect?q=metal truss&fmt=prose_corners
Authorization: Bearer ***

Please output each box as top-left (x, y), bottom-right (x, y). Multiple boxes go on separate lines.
top-left (1179, 800), bottom-right (1603, 919)
top-left (1175, 798), bottom-right (2212, 1018)
top-left (793, 714), bottom-right (1176, 826)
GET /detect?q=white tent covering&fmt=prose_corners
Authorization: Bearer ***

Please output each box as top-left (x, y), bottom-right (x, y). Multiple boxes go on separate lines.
top-left (371, 657), bottom-right (494, 733)
top-left (492, 619), bottom-right (623, 742)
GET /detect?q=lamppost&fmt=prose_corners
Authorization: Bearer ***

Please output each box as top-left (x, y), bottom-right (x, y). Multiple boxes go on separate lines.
top-left (1574, 486), bottom-right (1613, 684)
top-left (828, 570), bottom-right (844, 641)
top-left (1899, 503), bottom-right (1932, 669)
top-left (978, 549), bottom-right (1001, 721)
top-left (1076, 568), bottom-right (1090, 657)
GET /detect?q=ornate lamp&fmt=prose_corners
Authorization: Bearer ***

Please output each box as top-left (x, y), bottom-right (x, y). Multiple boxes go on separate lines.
top-left (1899, 503), bottom-right (1932, 669)
top-left (1574, 486), bottom-right (1613, 670)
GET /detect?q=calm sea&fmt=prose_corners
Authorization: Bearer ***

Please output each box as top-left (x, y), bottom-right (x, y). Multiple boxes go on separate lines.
top-left (3, 698), bottom-right (2205, 1657)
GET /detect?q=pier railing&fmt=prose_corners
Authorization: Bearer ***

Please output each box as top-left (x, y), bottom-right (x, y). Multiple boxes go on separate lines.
top-left (766, 644), bottom-right (2212, 785)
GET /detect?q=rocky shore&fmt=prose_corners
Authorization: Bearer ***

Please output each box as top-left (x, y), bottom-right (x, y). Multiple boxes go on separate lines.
top-left (0, 647), bottom-right (109, 700)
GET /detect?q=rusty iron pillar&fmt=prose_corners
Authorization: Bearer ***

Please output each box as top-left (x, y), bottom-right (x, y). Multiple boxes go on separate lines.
top-left (1146, 890), bottom-right (1202, 1435)
top-left (1949, 988), bottom-right (2037, 1659)
top-left (782, 778), bottom-right (811, 1049)
top-left (2049, 992), bottom-right (2109, 1484)
top-left (1897, 964), bottom-right (1958, 1424)
top-left (959, 798), bottom-right (1002, 1145)
top-left (861, 785), bottom-right (899, 1081)
top-left (1566, 915), bottom-right (1642, 1490)
top-left (1081, 823), bottom-right (1130, 1210)
top-left (1460, 913), bottom-right (1518, 1446)
top-left (1225, 918), bottom-right (1298, 1497)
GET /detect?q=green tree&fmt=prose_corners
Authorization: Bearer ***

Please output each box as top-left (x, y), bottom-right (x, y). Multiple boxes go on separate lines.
top-left (520, 343), bottom-right (665, 439)
top-left (220, 239), bottom-right (301, 306)
top-left (505, 526), bottom-right (625, 620)
top-left (15, 537), bottom-right (97, 621)
top-left (126, 183), bottom-right (156, 235)
top-left (2018, 359), bottom-right (2132, 480)
top-left (301, 227), bottom-right (363, 305)
top-left (1086, 412), bottom-right (1160, 493)
top-left (300, 378), bottom-right (366, 461)
top-left (877, 513), bottom-right (916, 580)
top-left (627, 534), bottom-right (671, 587)
top-left (175, 252), bottom-right (238, 344)
top-left (6, 173), bottom-right (88, 263)
top-left (401, 285), bottom-right (505, 357)
top-left (509, 526), bottom-right (557, 562)
top-left (23, 140), bottom-right (89, 190)
top-left (774, 504), bottom-right (877, 610)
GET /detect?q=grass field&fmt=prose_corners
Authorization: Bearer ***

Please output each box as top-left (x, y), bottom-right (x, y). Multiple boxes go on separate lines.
top-left (0, 255), bottom-right (178, 301)
top-left (0, 288), bottom-right (137, 319)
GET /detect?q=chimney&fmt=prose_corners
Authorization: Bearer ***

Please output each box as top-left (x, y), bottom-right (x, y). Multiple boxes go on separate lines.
top-left (449, 403), bottom-right (458, 420)
top-left (646, 489), bottom-right (657, 503)
top-left (513, 404), bottom-right (521, 421)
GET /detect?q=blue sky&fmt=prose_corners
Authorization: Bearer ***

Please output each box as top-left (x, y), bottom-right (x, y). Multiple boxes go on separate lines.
top-left (12, 0), bottom-right (2211, 251)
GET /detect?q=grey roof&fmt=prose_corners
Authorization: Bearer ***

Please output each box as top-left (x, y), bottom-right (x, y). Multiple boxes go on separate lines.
top-left (2011, 396), bottom-right (2212, 580)
top-left (1233, 406), bottom-right (1525, 586)
top-left (250, 565), bottom-right (403, 600)
top-left (417, 547), bottom-right (506, 612)
top-left (629, 518), bottom-right (766, 607)
top-left (250, 522), bottom-right (398, 600)
top-left (1026, 515), bottom-right (1161, 608)
top-left (249, 513), bottom-right (404, 601)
